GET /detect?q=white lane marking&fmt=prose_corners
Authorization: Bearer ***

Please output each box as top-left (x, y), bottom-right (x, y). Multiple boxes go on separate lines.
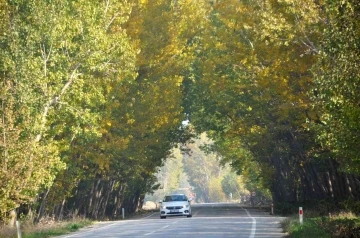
top-left (141, 212), bottom-right (157, 219)
top-left (61, 221), bottom-right (130, 238)
top-left (194, 210), bottom-right (200, 216)
top-left (244, 209), bottom-right (256, 238)
top-left (249, 217), bottom-right (256, 238)
top-left (144, 220), bottom-right (180, 236)
top-left (139, 216), bottom-right (285, 220)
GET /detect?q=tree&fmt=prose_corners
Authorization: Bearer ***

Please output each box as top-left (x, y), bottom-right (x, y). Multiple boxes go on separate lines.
top-left (38, 0), bottom-right (209, 220)
top-left (312, 0), bottom-right (360, 175)
top-left (221, 172), bottom-right (247, 201)
top-left (0, 0), bottom-right (136, 220)
top-left (182, 133), bottom-right (224, 202)
top-left (183, 0), bottom-right (360, 206)
top-left (145, 146), bottom-right (188, 202)
top-left (209, 177), bottom-right (226, 202)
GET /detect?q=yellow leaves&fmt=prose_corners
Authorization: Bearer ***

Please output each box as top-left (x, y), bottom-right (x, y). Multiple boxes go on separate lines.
top-left (127, 0), bottom-right (209, 80)
top-left (126, 113), bottom-right (136, 125)
top-left (94, 155), bottom-right (110, 172)
top-left (250, 125), bottom-right (264, 134)
top-left (330, 96), bottom-right (344, 105)
top-left (174, 75), bottom-right (183, 87)
top-left (154, 115), bottom-right (169, 129)
top-left (139, 0), bottom-right (148, 5)
top-left (215, 41), bottom-right (226, 51)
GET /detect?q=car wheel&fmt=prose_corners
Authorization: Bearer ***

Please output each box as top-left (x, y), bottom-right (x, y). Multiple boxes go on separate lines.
top-left (160, 216), bottom-right (166, 219)
top-left (187, 214), bottom-right (192, 218)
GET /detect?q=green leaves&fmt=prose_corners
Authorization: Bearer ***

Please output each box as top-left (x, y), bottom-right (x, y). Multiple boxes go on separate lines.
top-left (37, 0), bottom-right (208, 219)
top-left (311, 0), bottom-right (360, 174)
top-left (0, 0), bottom-right (136, 216)
top-left (1, 0), bottom-right (359, 220)
top-left (183, 0), bottom-right (360, 203)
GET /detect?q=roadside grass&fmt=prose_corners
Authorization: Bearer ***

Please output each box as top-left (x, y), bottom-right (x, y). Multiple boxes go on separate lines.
top-left (283, 212), bottom-right (360, 238)
top-left (282, 216), bottom-right (331, 238)
top-left (0, 218), bottom-right (93, 238)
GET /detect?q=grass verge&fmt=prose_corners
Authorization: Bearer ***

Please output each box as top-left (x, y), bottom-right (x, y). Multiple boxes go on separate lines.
top-left (283, 213), bottom-right (360, 238)
top-left (282, 216), bottom-right (331, 238)
top-left (0, 219), bottom-right (93, 238)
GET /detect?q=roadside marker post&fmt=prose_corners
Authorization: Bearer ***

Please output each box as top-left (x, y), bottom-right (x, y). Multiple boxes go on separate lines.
top-left (122, 208), bottom-right (125, 219)
top-left (16, 220), bottom-right (22, 238)
top-left (299, 207), bottom-right (303, 225)
top-left (271, 203), bottom-right (274, 215)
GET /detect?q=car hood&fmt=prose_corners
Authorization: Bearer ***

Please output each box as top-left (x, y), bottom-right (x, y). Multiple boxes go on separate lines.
top-left (162, 201), bottom-right (189, 207)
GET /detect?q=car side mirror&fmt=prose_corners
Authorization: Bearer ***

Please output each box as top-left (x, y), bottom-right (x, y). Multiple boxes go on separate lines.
top-left (188, 198), bottom-right (193, 202)
top-left (159, 200), bottom-right (163, 203)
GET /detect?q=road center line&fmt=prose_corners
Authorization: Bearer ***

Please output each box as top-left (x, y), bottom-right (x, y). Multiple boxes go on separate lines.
top-left (194, 210), bottom-right (200, 216)
top-left (144, 220), bottom-right (179, 236)
top-left (141, 212), bottom-right (157, 219)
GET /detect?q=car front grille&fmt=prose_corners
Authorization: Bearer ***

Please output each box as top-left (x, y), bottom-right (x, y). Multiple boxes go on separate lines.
top-left (166, 206), bottom-right (183, 210)
top-left (168, 211), bottom-right (182, 214)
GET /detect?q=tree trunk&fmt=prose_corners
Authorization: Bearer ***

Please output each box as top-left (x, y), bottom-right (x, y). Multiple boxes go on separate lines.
top-left (56, 199), bottom-right (66, 221)
top-left (35, 188), bottom-right (50, 223)
top-left (99, 180), bottom-right (115, 219)
top-left (112, 183), bottom-right (125, 218)
top-left (88, 179), bottom-right (101, 218)
top-left (8, 209), bottom-right (16, 227)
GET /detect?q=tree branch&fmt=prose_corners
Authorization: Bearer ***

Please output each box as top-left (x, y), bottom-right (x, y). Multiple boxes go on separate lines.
top-left (35, 63), bottom-right (81, 142)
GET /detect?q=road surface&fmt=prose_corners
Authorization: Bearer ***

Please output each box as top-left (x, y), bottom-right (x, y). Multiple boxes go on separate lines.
top-left (57, 203), bottom-right (287, 238)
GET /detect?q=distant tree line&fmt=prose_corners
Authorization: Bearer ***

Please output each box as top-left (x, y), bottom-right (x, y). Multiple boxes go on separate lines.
top-left (146, 135), bottom-right (250, 204)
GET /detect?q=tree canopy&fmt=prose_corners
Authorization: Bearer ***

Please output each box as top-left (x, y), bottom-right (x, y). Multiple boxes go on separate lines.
top-left (1, 0), bottom-right (360, 221)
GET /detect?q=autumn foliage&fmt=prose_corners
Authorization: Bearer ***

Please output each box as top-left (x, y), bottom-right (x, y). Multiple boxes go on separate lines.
top-left (0, 0), bottom-right (359, 222)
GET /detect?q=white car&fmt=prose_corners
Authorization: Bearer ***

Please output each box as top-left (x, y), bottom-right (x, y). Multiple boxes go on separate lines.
top-left (159, 194), bottom-right (192, 219)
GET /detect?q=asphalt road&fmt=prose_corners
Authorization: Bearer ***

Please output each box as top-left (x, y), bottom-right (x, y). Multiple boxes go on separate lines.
top-left (57, 203), bottom-right (287, 238)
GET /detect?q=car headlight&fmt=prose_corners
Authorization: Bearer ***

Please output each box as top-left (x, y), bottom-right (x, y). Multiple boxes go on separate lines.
top-left (161, 206), bottom-right (166, 209)
top-left (183, 205), bottom-right (189, 208)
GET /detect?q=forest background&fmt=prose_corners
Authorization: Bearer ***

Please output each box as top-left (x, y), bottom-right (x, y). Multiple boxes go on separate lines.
top-left (0, 0), bottom-right (359, 224)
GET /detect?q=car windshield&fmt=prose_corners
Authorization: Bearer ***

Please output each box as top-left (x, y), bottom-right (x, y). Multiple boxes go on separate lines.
top-left (163, 195), bottom-right (187, 202)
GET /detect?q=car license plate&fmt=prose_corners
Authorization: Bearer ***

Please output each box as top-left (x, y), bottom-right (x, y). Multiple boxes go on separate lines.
top-left (171, 209), bottom-right (179, 213)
